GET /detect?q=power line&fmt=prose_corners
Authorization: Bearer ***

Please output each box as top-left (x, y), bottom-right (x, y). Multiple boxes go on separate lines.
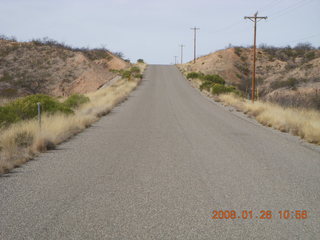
top-left (258, 0), bottom-right (282, 13)
top-left (190, 27), bottom-right (200, 63)
top-left (205, 0), bottom-right (276, 36)
top-left (272, 33), bottom-right (320, 46)
top-left (204, 0), bottom-right (279, 35)
top-left (209, 21), bottom-right (243, 34)
top-left (268, 0), bottom-right (315, 18)
top-left (244, 12), bottom-right (268, 103)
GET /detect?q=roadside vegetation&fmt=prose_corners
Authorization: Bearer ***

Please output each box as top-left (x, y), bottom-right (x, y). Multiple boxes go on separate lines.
top-left (186, 72), bottom-right (240, 95)
top-left (218, 93), bottom-right (320, 145)
top-left (181, 67), bottom-right (320, 146)
top-left (0, 94), bottom-right (80, 128)
top-left (0, 63), bottom-right (145, 174)
top-left (111, 65), bottom-right (145, 80)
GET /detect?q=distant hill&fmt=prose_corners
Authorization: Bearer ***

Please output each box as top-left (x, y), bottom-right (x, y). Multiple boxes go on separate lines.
top-left (180, 44), bottom-right (320, 109)
top-left (0, 37), bottom-right (129, 98)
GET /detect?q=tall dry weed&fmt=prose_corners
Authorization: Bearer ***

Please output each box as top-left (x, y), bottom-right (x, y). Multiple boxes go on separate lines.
top-left (219, 94), bottom-right (320, 144)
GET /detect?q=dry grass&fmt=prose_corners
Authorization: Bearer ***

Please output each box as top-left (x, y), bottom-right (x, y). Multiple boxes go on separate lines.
top-left (219, 93), bottom-right (320, 144)
top-left (0, 98), bottom-right (15, 106)
top-left (0, 74), bottom-right (143, 174)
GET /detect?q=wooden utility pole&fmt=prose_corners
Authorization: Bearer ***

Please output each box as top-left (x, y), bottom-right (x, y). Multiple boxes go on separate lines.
top-left (179, 44), bottom-right (185, 64)
top-left (190, 27), bottom-right (200, 63)
top-left (174, 56), bottom-right (178, 64)
top-left (244, 12), bottom-right (267, 103)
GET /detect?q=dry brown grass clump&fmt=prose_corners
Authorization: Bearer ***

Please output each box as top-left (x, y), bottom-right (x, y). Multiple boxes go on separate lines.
top-left (219, 94), bottom-right (320, 144)
top-left (0, 73), bottom-right (143, 174)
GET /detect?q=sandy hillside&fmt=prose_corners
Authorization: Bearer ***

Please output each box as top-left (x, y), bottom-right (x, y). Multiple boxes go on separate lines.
top-left (180, 45), bottom-right (320, 109)
top-left (0, 38), bottom-right (130, 98)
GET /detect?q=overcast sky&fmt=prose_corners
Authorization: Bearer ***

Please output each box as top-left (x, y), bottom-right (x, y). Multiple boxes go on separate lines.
top-left (0, 0), bottom-right (319, 64)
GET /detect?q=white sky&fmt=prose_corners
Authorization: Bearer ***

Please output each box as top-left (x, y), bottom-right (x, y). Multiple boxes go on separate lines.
top-left (0, 0), bottom-right (319, 64)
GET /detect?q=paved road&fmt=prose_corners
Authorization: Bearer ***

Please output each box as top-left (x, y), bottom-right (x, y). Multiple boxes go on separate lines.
top-left (1, 65), bottom-right (320, 239)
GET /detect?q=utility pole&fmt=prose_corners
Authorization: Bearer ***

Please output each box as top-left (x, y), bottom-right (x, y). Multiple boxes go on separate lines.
top-left (174, 56), bottom-right (178, 64)
top-left (179, 44), bottom-right (185, 64)
top-left (244, 12), bottom-right (267, 103)
top-left (190, 26), bottom-right (200, 63)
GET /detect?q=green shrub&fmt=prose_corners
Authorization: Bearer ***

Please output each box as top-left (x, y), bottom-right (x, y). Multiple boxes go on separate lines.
top-left (6, 94), bottom-right (73, 121)
top-left (202, 74), bottom-right (225, 85)
top-left (200, 81), bottom-right (215, 91)
top-left (133, 73), bottom-right (143, 79)
top-left (121, 70), bottom-right (132, 79)
top-left (109, 69), bottom-right (119, 73)
top-left (83, 49), bottom-right (111, 61)
top-left (120, 67), bottom-right (142, 80)
top-left (211, 84), bottom-right (237, 95)
top-left (305, 51), bottom-right (315, 62)
top-left (0, 106), bottom-right (20, 127)
top-left (130, 66), bottom-right (140, 73)
top-left (137, 59), bottom-right (144, 63)
top-left (187, 72), bottom-right (202, 79)
top-left (234, 47), bottom-right (242, 57)
top-left (63, 94), bottom-right (89, 109)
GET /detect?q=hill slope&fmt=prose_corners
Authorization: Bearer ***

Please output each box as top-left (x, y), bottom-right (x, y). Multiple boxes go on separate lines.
top-left (0, 38), bottom-right (129, 98)
top-left (180, 45), bottom-right (320, 109)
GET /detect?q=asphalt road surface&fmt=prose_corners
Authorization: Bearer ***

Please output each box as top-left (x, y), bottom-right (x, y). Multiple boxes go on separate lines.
top-left (1, 65), bottom-right (320, 239)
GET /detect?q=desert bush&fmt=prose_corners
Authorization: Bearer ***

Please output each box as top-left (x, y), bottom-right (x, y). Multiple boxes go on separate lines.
top-left (294, 42), bottom-right (314, 51)
top-left (137, 59), bottom-right (144, 63)
top-left (199, 81), bottom-right (214, 91)
top-left (83, 49), bottom-right (111, 61)
top-left (234, 47), bottom-right (242, 57)
top-left (186, 72), bottom-right (202, 79)
top-left (202, 74), bottom-right (225, 85)
top-left (0, 35), bottom-right (17, 42)
top-left (113, 52), bottom-right (124, 58)
top-left (235, 63), bottom-right (250, 76)
top-left (121, 70), bottom-right (132, 79)
top-left (133, 73), bottom-right (143, 79)
top-left (305, 51), bottom-right (316, 62)
top-left (130, 66), bottom-right (140, 73)
top-left (270, 78), bottom-right (298, 90)
top-left (211, 84), bottom-right (237, 95)
top-left (63, 94), bottom-right (90, 109)
top-left (0, 106), bottom-right (20, 127)
top-left (12, 94), bottom-right (73, 119)
top-left (1, 94), bottom-right (73, 125)
top-left (260, 42), bottom-right (317, 62)
top-left (285, 63), bottom-right (298, 70)
top-left (119, 66), bottom-right (143, 80)
top-left (0, 45), bottom-right (19, 57)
